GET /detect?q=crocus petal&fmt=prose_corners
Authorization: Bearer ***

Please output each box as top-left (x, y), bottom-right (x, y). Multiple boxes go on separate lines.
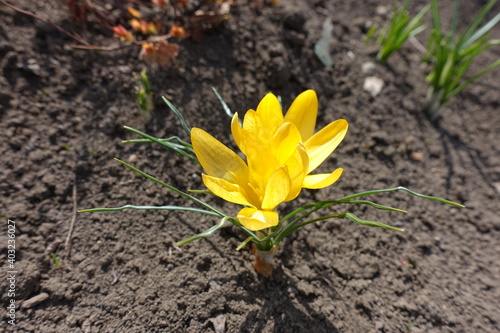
top-left (304, 119), bottom-right (348, 173)
top-left (302, 168), bottom-right (343, 189)
top-left (242, 110), bottom-right (281, 188)
top-left (191, 128), bottom-right (248, 184)
top-left (201, 174), bottom-right (256, 207)
top-left (237, 207), bottom-right (279, 231)
top-left (242, 109), bottom-right (271, 143)
top-left (231, 113), bottom-right (245, 154)
top-left (284, 144), bottom-right (309, 201)
top-left (272, 122), bottom-right (302, 164)
top-left (261, 166), bottom-right (291, 210)
top-left (284, 89), bottom-right (318, 141)
top-left (256, 93), bottom-right (284, 130)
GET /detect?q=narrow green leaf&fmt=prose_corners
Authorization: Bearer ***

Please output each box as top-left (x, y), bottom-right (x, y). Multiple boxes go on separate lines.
top-left (374, 0), bottom-right (428, 63)
top-left (449, 58), bottom-right (500, 98)
top-left (459, 0), bottom-right (498, 46)
top-left (449, 0), bottom-right (460, 41)
top-left (79, 204), bottom-right (222, 217)
top-left (123, 126), bottom-right (198, 163)
top-left (188, 189), bottom-right (212, 194)
top-left (212, 87), bottom-right (234, 119)
top-left (114, 158), bottom-right (227, 216)
top-left (50, 253), bottom-right (62, 268)
top-left (335, 186), bottom-right (464, 207)
top-left (461, 12), bottom-right (500, 49)
top-left (162, 96), bottom-right (191, 137)
top-left (430, 0), bottom-right (442, 35)
top-left (438, 53), bottom-right (455, 88)
top-left (123, 136), bottom-right (193, 150)
top-left (365, 24), bottom-right (379, 44)
top-left (339, 200), bottom-right (407, 213)
top-left (177, 217), bottom-right (229, 246)
top-left (236, 236), bottom-right (254, 251)
top-left (276, 213), bottom-right (344, 242)
top-left (344, 213), bottom-right (403, 231)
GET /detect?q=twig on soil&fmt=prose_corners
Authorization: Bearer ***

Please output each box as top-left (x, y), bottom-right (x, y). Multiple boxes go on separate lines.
top-left (65, 173), bottom-right (78, 253)
top-left (408, 36), bottom-right (426, 55)
top-left (67, 33), bottom-right (172, 51)
top-left (0, 0), bottom-right (90, 46)
top-left (67, 43), bottom-right (133, 51)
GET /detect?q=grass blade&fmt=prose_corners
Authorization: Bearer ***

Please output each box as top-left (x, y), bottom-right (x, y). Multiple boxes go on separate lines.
top-left (459, 0), bottom-right (498, 46)
top-left (461, 12), bottom-right (500, 49)
top-left (449, 58), bottom-right (500, 98)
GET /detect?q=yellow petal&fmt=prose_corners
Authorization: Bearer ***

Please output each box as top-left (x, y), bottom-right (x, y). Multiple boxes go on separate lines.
top-left (256, 93), bottom-right (284, 130)
top-left (237, 207), bottom-right (279, 231)
top-left (261, 166), bottom-right (291, 210)
top-left (304, 119), bottom-right (348, 173)
top-left (201, 174), bottom-right (256, 207)
top-left (242, 109), bottom-right (270, 143)
top-left (284, 90), bottom-right (318, 141)
top-left (302, 168), bottom-right (343, 189)
top-left (284, 144), bottom-right (309, 201)
top-left (191, 128), bottom-right (248, 184)
top-left (242, 111), bottom-right (280, 189)
top-left (272, 122), bottom-right (302, 164)
top-left (245, 122), bottom-right (302, 191)
top-left (231, 113), bottom-right (245, 154)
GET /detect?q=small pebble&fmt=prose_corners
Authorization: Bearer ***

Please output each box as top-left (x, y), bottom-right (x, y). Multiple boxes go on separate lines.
top-left (410, 151), bottom-right (425, 161)
top-left (362, 61), bottom-right (376, 74)
top-left (363, 76), bottom-right (384, 97)
top-left (493, 182), bottom-right (500, 194)
top-left (128, 154), bottom-right (138, 163)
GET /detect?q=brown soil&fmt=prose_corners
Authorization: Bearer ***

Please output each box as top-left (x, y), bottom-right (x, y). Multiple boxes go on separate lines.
top-left (1, 0), bottom-right (499, 332)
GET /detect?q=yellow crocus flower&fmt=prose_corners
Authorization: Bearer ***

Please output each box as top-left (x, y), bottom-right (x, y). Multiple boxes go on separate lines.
top-left (232, 90), bottom-right (348, 189)
top-left (191, 90), bottom-right (348, 231)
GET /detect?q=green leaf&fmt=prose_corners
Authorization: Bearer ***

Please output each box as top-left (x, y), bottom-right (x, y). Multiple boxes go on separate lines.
top-left (123, 136), bottom-right (193, 152)
top-left (343, 213), bottom-right (403, 231)
top-left (177, 217), bottom-right (229, 246)
top-left (113, 158), bottom-right (227, 217)
top-left (364, 24), bottom-right (379, 44)
top-left (335, 186), bottom-right (464, 207)
top-left (425, 0), bottom-right (499, 114)
top-left (123, 126), bottom-right (198, 164)
top-left (50, 253), bottom-right (62, 268)
top-left (212, 87), bottom-right (234, 119)
top-left (459, 0), bottom-right (498, 47)
top-left (449, 58), bottom-right (500, 98)
top-left (162, 96), bottom-right (191, 137)
top-left (373, 0), bottom-right (428, 63)
top-left (339, 200), bottom-right (407, 213)
top-left (79, 204), bottom-right (222, 217)
top-left (236, 236), bottom-right (254, 251)
top-left (461, 12), bottom-right (500, 50)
